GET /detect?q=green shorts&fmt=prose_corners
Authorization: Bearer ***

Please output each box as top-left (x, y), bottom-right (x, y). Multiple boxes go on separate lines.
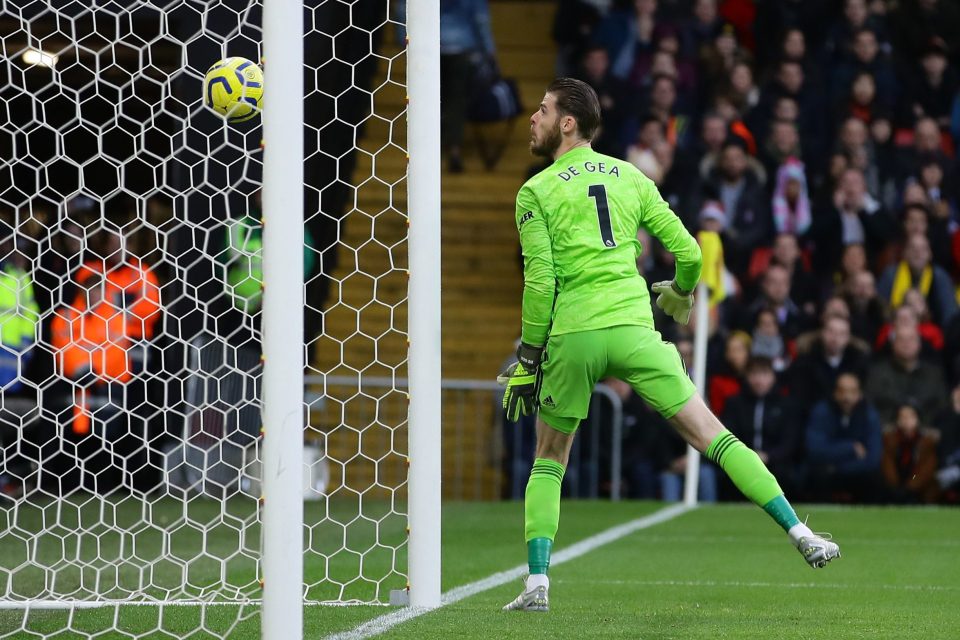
top-left (538, 325), bottom-right (696, 434)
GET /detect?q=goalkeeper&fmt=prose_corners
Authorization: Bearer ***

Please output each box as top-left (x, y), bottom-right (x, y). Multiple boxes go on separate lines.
top-left (500, 78), bottom-right (840, 613)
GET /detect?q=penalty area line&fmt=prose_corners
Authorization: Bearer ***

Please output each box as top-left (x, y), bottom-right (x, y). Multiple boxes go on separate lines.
top-left (326, 502), bottom-right (695, 640)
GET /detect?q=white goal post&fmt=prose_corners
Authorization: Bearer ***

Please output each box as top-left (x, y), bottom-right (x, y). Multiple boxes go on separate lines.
top-left (260, 0), bottom-right (304, 637)
top-left (405, 0), bottom-right (442, 610)
top-left (0, 1), bottom-right (439, 638)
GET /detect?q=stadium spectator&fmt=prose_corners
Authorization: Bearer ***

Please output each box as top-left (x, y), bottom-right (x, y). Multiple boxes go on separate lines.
top-left (47, 227), bottom-right (164, 491)
top-left (725, 61), bottom-right (760, 121)
top-left (591, 0), bottom-right (662, 81)
top-left (576, 45), bottom-right (637, 158)
top-left (809, 167), bottom-right (894, 276)
top-left (645, 74), bottom-right (693, 148)
top-left (774, 27), bottom-right (822, 93)
top-left (834, 242), bottom-right (869, 292)
top-left (645, 46), bottom-right (699, 111)
top-left (831, 29), bottom-right (897, 111)
top-left (894, 202), bottom-right (953, 272)
top-left (762, 122), bottom-right (803, 180)
top-left (874, 290), bottom-right (944, 354)
top-left (792, 295), bottom-right (867, 354)
top-left (690, 111), bottom-right (731, 182)
top-left (0, 233), bottom-right (39, 393)
top-left (749, 308), bottom-right (790, 373)
top-left (695, 203), bottom-right (739, 310)
top-left (440, 0), bottom-right (496, 173)
top-left (752, 0), bottom-right (834, 67)
top-left (552, 0), bottom-right (605, 76)
top-left (779, 27), bottom-right (807, 66)
top-left (681, 0), bottom-right (723, 62)
top-left (951, 92), bottom-right (960, 145)
top-left (698, 137), bottom-right (770, 274)
top-left (823, 0), bottom-right (889, 66)
top-left (759, 59), bottom-right (826, 166)
top-left (719, 356), bottom-right (800, 497)
top-left (72, 229), bottom-right (161, 340)
top-left (896, 117), bottom-right (954, 188)
top-left (698, 21), bottom-right (752, 100)
top-left (881, 402), bottom-right (940, 503)
top-left (655, 427), bottom-right (718, 502)
top-left (934, 383), bottom-right (960, 499)
top-left (806, 372), bottom-right (883, 502)
top-left (707, 330), bottom-right (750, 415)
top-left (603, 378), bottom-right (659, 499)
top-left (0, 225), bottom-right (40, 497)
top-left (912, 158), bottom-right (958, 231)
top-left (865, 323), bottom-right (948, 426)
top-left (742, 263), bottom-right (806, 342)
top-left (835, 118), bottom-right (878, 186)
top-left (838, 72), bottom-right (888, 132)
top-left (902, 38), bottom-right (958, 128)
top-left (843, 269), bottom-right (886, 345)
top-left (891, 0), bottom-right (960, 65)
top-left (772, 95), bottom-right (800, 129)
top-left (877, 233), bottom-right (957, 327)
top-left (791, 314), bottom-right (869, 410)
top-left (626, 116), bottom-right (672, 184)
top-left (763, 232), bottom-right (817, 314)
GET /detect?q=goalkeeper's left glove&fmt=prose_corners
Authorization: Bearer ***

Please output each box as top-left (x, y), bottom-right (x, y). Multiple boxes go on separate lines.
top-left (651, 280), bottom-right (694, 325)
top-left (497, 342), bottom-right (544, 422)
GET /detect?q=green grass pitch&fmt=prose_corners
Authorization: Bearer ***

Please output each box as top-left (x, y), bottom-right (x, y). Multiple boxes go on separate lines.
top-left (2, 500), bottom-right (958, 638)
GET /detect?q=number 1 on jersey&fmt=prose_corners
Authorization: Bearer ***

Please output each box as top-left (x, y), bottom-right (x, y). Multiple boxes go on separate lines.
top-left (588, 184), bottom-right (617, 248)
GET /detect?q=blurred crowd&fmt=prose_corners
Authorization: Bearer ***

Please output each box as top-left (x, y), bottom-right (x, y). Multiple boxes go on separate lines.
top-left (505, 0), bottom-right (960, 505)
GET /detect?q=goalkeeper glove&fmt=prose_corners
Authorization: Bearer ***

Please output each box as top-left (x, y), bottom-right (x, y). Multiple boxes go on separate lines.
top-left (652, 280), bottom-right (694, 325)
top-left (497, 342), bottom-right (544, 423)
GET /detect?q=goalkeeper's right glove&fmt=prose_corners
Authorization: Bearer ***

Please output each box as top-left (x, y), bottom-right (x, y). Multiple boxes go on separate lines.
top-left (651, 280), bottom-right (694, 325)
top-left (497, 342), bottom-right (544, 423)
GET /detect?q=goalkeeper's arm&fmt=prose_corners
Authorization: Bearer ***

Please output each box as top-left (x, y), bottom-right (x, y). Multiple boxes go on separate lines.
top-left (498, 187), bottom-right (554, 421)
top-left (636, 175), bottom-right (702, 293)
top-left (516, 186), bottom-right (555, 348)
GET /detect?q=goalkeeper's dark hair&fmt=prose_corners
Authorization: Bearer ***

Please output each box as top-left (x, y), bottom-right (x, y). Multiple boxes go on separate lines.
top-left (547, 77), bottom-right (602, 142)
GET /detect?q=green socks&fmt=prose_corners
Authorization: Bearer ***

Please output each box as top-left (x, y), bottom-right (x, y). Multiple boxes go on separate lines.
top-left (525, 458), bottom-right (565, 574)
top-left (706, 430), bottom-right (799, 532)
top-left (761, 494), bottom-right (801, 531)
top-left (527, 538), bottom-right (553, 576)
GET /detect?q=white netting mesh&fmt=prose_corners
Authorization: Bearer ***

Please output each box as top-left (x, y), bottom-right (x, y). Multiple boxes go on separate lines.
top-left (0, 0), bottom-right (407, 635)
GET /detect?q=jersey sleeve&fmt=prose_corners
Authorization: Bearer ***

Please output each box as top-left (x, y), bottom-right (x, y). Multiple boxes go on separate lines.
top-left (516, 185), bottom-right (555, 347)
top-left (636, 172), bottom-right (702, 292)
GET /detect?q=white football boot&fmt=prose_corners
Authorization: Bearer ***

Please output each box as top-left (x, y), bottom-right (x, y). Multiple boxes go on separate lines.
top-left (796, 532), bottom-right (841, 569)
top-left (501, 575), bottom-right (549, 612)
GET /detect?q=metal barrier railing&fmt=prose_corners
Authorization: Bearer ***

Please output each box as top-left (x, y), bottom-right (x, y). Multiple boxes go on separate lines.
top-left (307, 376), bottom-right (624, 501)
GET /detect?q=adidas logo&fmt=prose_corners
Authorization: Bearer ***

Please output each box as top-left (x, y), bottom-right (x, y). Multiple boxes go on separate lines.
top-left (541, 395), bottom-right (556, 408)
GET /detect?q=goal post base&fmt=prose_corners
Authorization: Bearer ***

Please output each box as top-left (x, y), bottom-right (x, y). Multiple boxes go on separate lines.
top-left (389, 589), bottom-right (411, 607)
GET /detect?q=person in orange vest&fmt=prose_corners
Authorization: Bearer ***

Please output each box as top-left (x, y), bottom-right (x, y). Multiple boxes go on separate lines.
top-left (50, 259), bottom-right (156, 437)
top-left (73, 229), bottom-right (161, 341)
top-left (51, 273), bottom-right (127, 435)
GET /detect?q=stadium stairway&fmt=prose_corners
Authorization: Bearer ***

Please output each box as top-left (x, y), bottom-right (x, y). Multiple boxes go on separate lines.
top-left (313, 0), bottom-right (556, 500)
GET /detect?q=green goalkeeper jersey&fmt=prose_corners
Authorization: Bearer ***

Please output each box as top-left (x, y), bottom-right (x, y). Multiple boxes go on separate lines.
top-left (515, 146), bottom-right (702, 347)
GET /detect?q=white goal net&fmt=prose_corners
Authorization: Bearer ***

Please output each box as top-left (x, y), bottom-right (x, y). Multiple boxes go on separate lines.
top-left (0, 0), bottom-right (413, 636)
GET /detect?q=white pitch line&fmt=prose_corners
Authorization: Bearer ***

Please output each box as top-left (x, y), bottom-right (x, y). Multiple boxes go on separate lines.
top-left (557, 579), bottom-right (960, 593)
top-left (326, 502), bottom-right (694, 640)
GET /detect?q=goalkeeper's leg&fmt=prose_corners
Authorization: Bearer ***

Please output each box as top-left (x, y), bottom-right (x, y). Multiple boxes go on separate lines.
top-left (503, 417), bottom-right (575, 612)
top-left (668, 393), bottom-right (840, 569)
